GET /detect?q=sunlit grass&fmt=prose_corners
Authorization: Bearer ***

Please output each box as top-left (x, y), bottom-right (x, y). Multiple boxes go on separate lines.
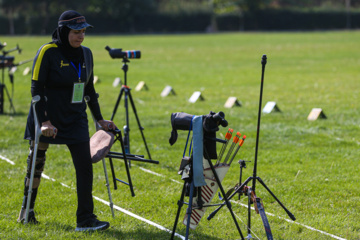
top-left (0, 31), bottom-right (359, 239)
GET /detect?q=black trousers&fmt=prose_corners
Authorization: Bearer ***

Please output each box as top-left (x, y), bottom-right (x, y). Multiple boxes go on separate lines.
top-left (67, 141), bottom-right (94, 224)
top-left (22, 140), bottom-right (94, 224)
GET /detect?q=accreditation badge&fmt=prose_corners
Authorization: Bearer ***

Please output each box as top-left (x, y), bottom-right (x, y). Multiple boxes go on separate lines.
top-left (72, 82), bottom-right (85, 103)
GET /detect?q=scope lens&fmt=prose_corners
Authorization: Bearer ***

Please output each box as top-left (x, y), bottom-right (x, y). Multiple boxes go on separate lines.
top-left (125, 50), bottom-right (141, 59)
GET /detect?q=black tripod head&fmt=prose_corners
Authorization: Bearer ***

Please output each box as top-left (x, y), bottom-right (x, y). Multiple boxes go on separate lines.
top-left (105, 46), bottom-right (142, 85)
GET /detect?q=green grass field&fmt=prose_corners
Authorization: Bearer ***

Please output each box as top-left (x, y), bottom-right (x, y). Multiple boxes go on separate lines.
top-left (0, 31), bottom-right (359, 240)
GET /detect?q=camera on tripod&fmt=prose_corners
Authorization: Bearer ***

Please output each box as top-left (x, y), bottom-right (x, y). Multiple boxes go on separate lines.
top-left (105, 46), bottom-right (141, 59)
top-left (0, 42), bottom-right (32, 115)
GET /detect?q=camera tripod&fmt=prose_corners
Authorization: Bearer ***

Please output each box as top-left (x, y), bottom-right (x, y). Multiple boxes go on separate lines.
top-left (207, 55), bottom-right (296, 239)
top-left (0, 43), bottom-right (32, 115)
top-left (110, 57), bottom-right (152, 160)
top-left (0, 52), bottom-right (16, 114)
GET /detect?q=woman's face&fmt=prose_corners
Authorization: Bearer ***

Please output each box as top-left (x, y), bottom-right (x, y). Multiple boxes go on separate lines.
top-left (68, 28), bottom-right (86, 48)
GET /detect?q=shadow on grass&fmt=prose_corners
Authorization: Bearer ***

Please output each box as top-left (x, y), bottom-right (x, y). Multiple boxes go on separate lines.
top-left (45, 221), bottom-right (225, 239)
top-left (101, 227), bottom-right (225, 240)
top-left (0, 111), bottom-right (27, 117)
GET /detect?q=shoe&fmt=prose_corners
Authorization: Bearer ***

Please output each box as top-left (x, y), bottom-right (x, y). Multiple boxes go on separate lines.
top-left (75, 218), bottom-right (110, 232)
top-left (17, 208), bottom-right (39, 224)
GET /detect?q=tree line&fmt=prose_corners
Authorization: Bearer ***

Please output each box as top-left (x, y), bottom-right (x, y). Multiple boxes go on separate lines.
top-left (0, 0), bottom-right (359, 34)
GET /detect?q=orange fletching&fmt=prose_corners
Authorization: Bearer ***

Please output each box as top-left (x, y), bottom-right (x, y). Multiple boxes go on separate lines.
top-left (239, 136), bottom-right (246, 146)
top-left (225, 132), bottom-right (231, 140)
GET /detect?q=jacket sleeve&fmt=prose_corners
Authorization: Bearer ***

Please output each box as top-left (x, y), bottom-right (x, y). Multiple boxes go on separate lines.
top-left (84, 48), bottom-right (103, 122)
top-left (31, 44), bottom-right (55, 124)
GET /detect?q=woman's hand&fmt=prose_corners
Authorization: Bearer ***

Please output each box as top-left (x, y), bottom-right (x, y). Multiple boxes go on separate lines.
top-left (41, 120), bottom-right (57, 139)
top-left (97, 120), bottom-right (117, 131)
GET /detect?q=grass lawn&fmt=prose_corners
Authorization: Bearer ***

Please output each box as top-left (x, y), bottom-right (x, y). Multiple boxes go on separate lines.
top-left (0, 30), bottom-right (359, 239)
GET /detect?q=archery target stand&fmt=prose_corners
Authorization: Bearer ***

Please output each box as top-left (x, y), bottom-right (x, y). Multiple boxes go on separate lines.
top-left (224, 97), bottom-right (242, 108)
top-left (93, 75), bottom-right (100, 84)
top-left (161, 85), bottom-right (176, 97)
top-left (307, 108), bottom-right (327, 121)
top-left (135, 81), bottom-right (148, 91)
top-left (188, 91), bottom-right (204, 103)
top-left (23, 67), bottom-right (31, 76)
top-left (112, 77), bottom-right (121, 87)
top-left (263, 101), bottom-right (281, 113)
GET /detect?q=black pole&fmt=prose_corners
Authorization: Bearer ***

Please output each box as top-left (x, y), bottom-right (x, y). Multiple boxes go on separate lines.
top-left (110, 58), bottom-right (128, 122)
top-left (122, 59), bottom-right (130, 154)
top-left (252, 54), bottom-right (267, 192)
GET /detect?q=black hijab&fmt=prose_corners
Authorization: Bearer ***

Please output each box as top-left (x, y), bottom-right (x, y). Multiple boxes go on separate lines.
top-left (52, 26), bottom-right (83, 64)
top-left (52, 10), bottom-right (88, 63)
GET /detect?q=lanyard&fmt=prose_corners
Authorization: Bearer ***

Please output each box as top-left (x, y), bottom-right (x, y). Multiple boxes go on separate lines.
top-left (70, 61), bottom-right (81, 82)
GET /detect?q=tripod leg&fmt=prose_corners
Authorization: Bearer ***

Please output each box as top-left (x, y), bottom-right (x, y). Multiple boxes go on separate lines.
top-left (108, 157), bottom-right (118, 190)
top-left (256, 177), bottom-right (296, 221)
top-left (119, 130), bottom-right (135, 197)
top-left (185, 181), bottom-right (195, 240)
top-left (110, 87), bottom-right (124, 121)
top-left (239, 166), bottom-right (243, 200)
top-left (3, 84), bottom-right (15, 114)
top-left (170, 183), bottom-right (186, 240)
top-left (127, 90), bottom-right (152, 159)
top-left (102, 158), bottom-right (115, 217)
top-left (123, 89), bottom-right (130, 155)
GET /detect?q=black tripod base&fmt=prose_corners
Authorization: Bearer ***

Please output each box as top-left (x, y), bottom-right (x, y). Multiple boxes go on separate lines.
top-left (255, 177), bottom-right (296, 221)
top-left (110, 75), bottom-right (152, 160)
top-left (170, 158), bottom-right (245, 240)
top-left (207, 175), bottom-right (295, 240)
top-left (0, 83), bottom-right (16, 114)
top-left (209, 176), bottom-right (295, 221)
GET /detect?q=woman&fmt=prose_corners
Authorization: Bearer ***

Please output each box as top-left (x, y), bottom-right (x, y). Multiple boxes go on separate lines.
top-left (18, 10), bottom-right (115, 232)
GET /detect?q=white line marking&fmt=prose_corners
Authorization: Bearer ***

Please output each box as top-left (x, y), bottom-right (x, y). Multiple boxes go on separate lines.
top-left (0, 155), bottom-right (15, 165)
top-left (94, 196), bottom-right (186, 240)
top-left (42, 174), bottom-right (72, 188)
top-left (139, 167), bottom-right (163, 176)
top-left (139, 166), bottom-right (183, 184)
top-left (3, 155), bottom-right (186, 239)
top-left (171, 179), bottom-right (183, 184)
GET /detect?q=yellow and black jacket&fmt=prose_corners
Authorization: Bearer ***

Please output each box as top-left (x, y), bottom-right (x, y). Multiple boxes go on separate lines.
top-left (24, 43), bottom-right (102, 144)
